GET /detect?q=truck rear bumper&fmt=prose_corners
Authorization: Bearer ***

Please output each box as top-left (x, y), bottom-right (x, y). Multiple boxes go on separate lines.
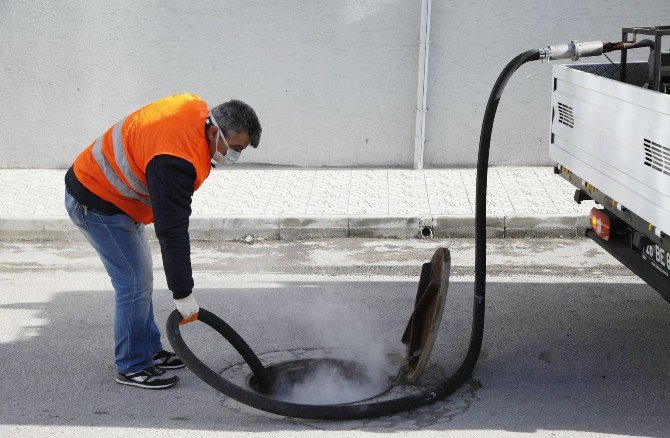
top-left (586, 229), bottom-right (670, 302)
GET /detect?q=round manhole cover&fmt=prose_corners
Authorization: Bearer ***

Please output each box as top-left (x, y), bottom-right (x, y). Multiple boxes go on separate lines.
top-left (401, 247), bottom-right (451, 382)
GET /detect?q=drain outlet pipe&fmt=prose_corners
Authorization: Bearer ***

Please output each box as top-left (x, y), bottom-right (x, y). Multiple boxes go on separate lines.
top-left (413, 0), bottom-right (432, 169)
top-left (168, 40), bottom-right (639, 420)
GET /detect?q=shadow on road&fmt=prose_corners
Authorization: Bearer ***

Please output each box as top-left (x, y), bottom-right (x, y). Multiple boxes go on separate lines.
top-left (1, 280), bottom-right (668, 435)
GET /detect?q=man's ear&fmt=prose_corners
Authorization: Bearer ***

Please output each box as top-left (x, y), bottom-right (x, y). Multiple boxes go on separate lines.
top-left (207, 126), bottom-right (217, 143)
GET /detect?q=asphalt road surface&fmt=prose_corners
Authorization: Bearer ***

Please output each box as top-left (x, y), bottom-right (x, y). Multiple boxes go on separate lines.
top-left (0, 237), bottom-right (668, 437)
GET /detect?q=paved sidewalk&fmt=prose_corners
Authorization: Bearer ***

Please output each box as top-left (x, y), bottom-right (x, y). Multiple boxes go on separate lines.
top-left (0, 167), bottom-right (592, 240)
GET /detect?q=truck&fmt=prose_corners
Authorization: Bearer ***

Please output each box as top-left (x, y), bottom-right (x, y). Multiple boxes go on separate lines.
top-left (549, 26), bottom-right (670, 301)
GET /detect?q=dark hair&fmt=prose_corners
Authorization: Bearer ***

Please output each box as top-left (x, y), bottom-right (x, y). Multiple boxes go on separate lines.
top-left (210, 99), bottom-right (262, 148)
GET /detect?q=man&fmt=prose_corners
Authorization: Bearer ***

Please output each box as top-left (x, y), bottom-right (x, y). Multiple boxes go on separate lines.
top-left (64, 94), bottom-right (261, 389)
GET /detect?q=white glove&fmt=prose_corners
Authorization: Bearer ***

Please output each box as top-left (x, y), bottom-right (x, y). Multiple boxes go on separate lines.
top-left (174, 293), bottom-right (199, 325)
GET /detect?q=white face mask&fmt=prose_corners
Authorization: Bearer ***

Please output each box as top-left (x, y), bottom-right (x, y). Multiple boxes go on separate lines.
top-left (209, 112), bottom-right (240, 166)
top-left (223, 148), bottom-right (240, 164)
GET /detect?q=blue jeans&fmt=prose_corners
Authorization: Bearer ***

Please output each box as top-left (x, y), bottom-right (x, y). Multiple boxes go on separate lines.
top-left (65, 190), bottom-right (162, 374)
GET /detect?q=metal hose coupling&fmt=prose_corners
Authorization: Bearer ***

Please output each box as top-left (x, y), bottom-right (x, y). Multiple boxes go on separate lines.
top-left (539, 40), bottom-right (604, 61)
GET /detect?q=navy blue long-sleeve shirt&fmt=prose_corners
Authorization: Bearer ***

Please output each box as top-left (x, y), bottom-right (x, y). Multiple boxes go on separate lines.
top-left (65, 155), bottom-right (197, 300)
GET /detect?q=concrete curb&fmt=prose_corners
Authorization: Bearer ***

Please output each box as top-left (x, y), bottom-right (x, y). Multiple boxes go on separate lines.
top-left (504, 214), bottom-right (590, 238)
top-left (0, 214), bottom-right (590, 241)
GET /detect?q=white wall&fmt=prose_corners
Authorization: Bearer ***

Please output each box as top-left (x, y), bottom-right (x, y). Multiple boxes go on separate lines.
top-left (424, 0), bottom-right (665, 166)
top-left (0, 0), bottom-right (420, 168)
top-left (0, 0), bottom-right (666, 168)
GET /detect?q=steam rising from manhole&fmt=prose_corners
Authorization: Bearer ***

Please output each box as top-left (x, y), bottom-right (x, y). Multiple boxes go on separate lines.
top-left (220, 348), bottom-right (465, 423)
top-left (248, 358), bottom-right (396, 405)
top-left (219, 248), bottom-right (450, 409)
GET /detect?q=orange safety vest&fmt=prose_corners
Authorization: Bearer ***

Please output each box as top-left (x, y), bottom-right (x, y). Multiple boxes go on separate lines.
top-left (73, 94), bottom-right (212, 224)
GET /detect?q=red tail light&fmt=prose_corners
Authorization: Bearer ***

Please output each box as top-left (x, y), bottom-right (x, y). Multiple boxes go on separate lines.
top-left (590, 208), bottom-right (611, 240)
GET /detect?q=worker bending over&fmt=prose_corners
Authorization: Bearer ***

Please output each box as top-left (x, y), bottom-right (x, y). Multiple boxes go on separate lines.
top-left (64, 94), bottom-right (261, 389)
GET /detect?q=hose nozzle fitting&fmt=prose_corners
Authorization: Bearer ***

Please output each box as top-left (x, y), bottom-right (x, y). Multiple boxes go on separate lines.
top-left (539, 40), bottom-right (604, 61)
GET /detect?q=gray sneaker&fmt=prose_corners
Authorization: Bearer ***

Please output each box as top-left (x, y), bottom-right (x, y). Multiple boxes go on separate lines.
top-left (153, 350), bottom-right (186, 370)
top-left (116, 365), bottom-right (179, 389)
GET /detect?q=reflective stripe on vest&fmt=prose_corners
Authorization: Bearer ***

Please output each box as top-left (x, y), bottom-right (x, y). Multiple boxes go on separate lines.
top-left (111, 117), bottom-right (149, 197)
top-left (91, 136), bottom-right (151, 207)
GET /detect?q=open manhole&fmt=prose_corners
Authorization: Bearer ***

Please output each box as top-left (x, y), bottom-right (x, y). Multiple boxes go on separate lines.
top-left (248, 358), bottom-right (395, 405)
top-left (245, 247), bottom-right (451, 405)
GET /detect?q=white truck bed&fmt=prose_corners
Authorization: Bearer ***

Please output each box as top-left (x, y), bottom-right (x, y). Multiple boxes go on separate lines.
top-left (549, 62), bottom-right (670, 237)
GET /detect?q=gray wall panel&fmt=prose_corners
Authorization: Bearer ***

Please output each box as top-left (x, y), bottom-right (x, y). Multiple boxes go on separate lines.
top-left (0, 0), bottom-right (420, 168)
top-left (424, 0), bottom-right (664, 166)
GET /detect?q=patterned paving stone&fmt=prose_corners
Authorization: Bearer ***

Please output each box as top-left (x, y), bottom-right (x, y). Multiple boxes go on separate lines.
top-left (388, 170), bottom-right (430, 215)
top-left (265, 170), bottom-right (316, 215)
top-left (0, 169), bottom-right (67, 217)
top-left (497, 167), bottom-right (559, 214)
top-left (424, 169), bottom-right (472, 215)
top-left (306, 170), bottom-right (351, 215)
top-left (460, 169), bottom-right (515, 215)
top-left (348, 170), bottom-right (389, 215)
top-left (192, 169), bottom-right (242, 215)
top-left (224, 170), bottom-right (281, 215)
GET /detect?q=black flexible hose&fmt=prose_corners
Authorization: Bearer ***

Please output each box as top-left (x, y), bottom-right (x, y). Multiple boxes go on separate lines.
top-left (175, 308), bottom-right (273, 393)
top-left (166, 49), bottom-right (541, 420)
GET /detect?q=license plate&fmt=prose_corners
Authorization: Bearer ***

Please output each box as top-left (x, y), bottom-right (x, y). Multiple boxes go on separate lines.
top-left (641, 242), bottom-right (670, 277)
